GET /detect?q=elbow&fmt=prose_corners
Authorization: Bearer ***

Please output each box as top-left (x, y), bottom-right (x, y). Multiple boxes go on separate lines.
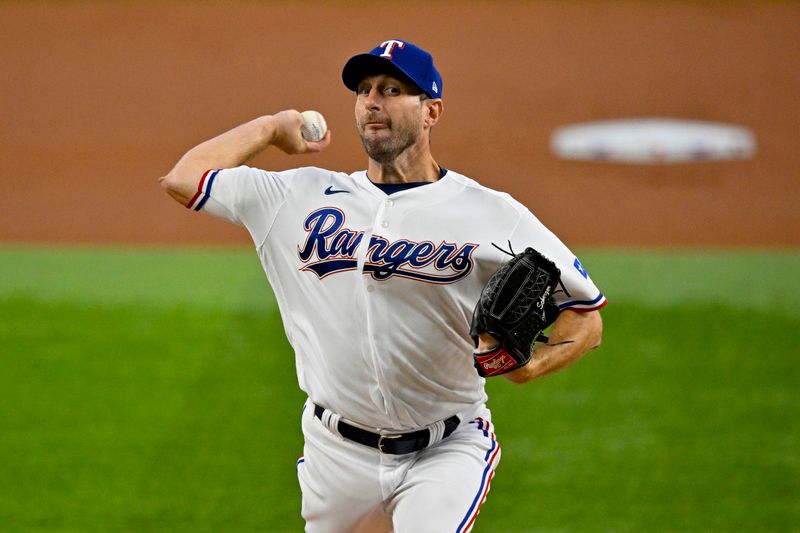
top-left (591, 333), bottom-right (602, 351)
top-left (158, 171), bottom-right (178, 194)
top-left (589, 311), bottom-right (603, 350)
top-left (158, 171), bottom-right (191, 205)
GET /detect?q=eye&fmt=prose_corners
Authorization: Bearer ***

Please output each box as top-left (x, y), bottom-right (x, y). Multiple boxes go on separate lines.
top-left (384, 86), bottom-right (401, 96)
top-left (357, 84), bottom-right (371, 95)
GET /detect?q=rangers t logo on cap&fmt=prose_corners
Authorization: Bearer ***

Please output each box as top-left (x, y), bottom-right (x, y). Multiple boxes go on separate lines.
top-left (379, 39), bottom-right (405, 58)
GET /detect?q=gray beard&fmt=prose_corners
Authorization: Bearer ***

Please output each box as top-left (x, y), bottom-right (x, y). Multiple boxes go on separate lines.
top-left (359, 127), bottom-right (419, 165)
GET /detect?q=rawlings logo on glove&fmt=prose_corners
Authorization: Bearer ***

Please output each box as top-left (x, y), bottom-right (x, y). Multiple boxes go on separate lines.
top-left (470, 247), bottom-right (561, 377)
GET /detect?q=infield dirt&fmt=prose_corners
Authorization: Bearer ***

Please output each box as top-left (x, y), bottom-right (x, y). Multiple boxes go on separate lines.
top-left (1, 2), bottom-right (798, 247)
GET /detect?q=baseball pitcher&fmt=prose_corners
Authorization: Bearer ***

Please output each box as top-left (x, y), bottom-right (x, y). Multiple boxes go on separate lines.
top-left (160, 39), bottom-right (606, 532)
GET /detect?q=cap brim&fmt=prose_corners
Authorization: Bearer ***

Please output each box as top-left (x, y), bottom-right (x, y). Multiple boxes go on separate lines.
top-left (342, 54), bottom-right (419, 93)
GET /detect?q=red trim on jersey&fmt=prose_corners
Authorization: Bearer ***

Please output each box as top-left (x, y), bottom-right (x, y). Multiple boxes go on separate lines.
top-left (185, 169), bottom-right (212, 209)
top-left (567, 299), bottom-right (608, 312)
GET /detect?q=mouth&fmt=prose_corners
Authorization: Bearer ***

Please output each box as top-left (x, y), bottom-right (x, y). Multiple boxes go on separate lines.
top-left (362, 116), bottom-right (390, 130)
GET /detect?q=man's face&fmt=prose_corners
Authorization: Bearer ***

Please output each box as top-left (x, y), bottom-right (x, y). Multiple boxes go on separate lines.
top-left (355, 74), bottom-right (427, 164)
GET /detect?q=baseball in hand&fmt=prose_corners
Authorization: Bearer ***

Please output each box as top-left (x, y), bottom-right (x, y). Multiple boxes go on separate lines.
top-left (300, 110), bottom-right (328, 142)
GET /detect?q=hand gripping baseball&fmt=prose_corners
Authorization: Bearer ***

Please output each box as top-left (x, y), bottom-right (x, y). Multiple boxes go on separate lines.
top-left (270, 110), bottom-right (331, 155)
top-left (470, 247), bottom-right (562, 377)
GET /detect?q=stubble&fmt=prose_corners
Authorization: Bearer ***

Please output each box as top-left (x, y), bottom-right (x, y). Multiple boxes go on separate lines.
top-left (357, 113), bottom-right (421, 165)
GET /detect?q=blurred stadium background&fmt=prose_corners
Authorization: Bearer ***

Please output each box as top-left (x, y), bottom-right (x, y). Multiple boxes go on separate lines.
top-left (1, 2), bottom-right (798, 531)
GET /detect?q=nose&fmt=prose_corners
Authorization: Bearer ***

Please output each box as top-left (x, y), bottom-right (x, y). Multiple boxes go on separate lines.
top-left (363, 87), bottom-right (381, 111)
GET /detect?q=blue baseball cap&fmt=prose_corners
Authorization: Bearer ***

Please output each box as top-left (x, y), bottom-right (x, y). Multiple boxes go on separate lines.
top-left (342, 39), bottom-right (443, 98)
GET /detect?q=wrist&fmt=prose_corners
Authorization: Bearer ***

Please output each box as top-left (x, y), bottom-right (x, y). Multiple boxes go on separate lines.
top-left (504, 349), bottom-right (549, 384)
top-left (257, 115), bottom-right (280, 145)
top-left (504, 358), bottom-right (535, 384)
top-left (477, 332), bottom-right (499, 352)
top-left (527, 346), bottom-right (555, 380)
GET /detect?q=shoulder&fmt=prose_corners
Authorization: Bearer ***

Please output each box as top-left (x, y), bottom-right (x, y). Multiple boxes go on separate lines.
top-left (258, 165), bottom-right (346, 179)
top-left (220, 165), bottom-right (348, 184)
top-left (288, 166), bottom-right (347, 177)
top-left (445, 170), bottom-right (529, 216)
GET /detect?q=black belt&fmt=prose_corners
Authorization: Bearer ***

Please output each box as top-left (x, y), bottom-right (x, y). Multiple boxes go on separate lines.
top-left (313, 404), bottom-right (460, 455)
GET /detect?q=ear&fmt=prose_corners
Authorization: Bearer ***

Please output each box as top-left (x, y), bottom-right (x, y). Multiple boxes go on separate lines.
top-left (424, 99), bottom-right (444, 128)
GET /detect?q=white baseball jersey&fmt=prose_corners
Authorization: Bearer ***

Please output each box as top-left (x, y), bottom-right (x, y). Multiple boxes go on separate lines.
top-left (188, 166), bottom-right (606, 431)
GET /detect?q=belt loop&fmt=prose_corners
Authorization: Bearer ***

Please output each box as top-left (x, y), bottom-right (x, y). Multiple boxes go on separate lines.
top-left (321, 408), bottom-right (342, 436)
top-left (426, 419), bottom-right (446, 446)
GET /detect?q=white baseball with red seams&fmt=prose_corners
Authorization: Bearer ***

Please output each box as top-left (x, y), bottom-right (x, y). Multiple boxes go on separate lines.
top-left (187, 164), bottom-right (606, 531)
top-left (300, 110), bottom-right (327, 142)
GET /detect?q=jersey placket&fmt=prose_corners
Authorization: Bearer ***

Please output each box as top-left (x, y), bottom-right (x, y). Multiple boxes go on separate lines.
top-left (358, 196), bottom-right (402, 429)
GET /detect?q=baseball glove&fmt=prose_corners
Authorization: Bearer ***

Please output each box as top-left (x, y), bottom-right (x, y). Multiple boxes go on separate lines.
top-left (470, 247), bottom-right (561, 377)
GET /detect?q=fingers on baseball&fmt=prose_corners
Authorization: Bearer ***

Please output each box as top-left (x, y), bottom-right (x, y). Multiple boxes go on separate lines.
top-left (305, 129), bottom-right (332, 152)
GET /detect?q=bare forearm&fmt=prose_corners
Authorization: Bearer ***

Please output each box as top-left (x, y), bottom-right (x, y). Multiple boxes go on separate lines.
top-left (159, 116), bottom-right (277, 205)
top-left (179, 116), bottom-right (277, 175)
top-left (158, 110), bottom-right (330, 206)
top-left (504, 310), bottom-right (603, 384)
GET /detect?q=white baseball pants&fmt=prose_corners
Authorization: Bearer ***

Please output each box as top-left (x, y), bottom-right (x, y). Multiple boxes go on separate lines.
top-left (296, 401), bottom-right (501, 533)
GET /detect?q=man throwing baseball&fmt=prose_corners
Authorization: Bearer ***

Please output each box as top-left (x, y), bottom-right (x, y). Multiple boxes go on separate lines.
top-left (160, 39), bottom-right (606, 532)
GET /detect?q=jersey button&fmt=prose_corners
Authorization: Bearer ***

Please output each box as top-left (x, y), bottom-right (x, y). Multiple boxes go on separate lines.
top-left (381, 221), bottom-right (389, 228)
top-left (366, 285), bottom-right (374, 293)
top-left (385, 199), bottom-right (394, 207)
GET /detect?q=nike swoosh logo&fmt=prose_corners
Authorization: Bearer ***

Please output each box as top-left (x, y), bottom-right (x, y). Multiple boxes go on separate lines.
top-left (324, 186), bottom-right (350, 195)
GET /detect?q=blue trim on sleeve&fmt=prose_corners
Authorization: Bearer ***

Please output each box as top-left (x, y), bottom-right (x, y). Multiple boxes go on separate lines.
top-left (558, 293), bottom-right (605, 310)
top-left (194, 169), bottom-right (219, 211)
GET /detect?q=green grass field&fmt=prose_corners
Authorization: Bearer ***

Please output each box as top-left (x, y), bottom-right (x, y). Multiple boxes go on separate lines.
top-left (1, 246), bottom-right (798, 532)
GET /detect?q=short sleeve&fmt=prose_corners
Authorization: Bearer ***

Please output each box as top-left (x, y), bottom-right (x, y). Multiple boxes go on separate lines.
top-left (186, 165), bottom-right (295, 246)
top-left (509, 209), bottom-right (607, 312)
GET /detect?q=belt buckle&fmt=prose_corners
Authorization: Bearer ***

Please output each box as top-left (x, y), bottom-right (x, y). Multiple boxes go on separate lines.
top-left (377, 433), bottom-right (402, 454)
